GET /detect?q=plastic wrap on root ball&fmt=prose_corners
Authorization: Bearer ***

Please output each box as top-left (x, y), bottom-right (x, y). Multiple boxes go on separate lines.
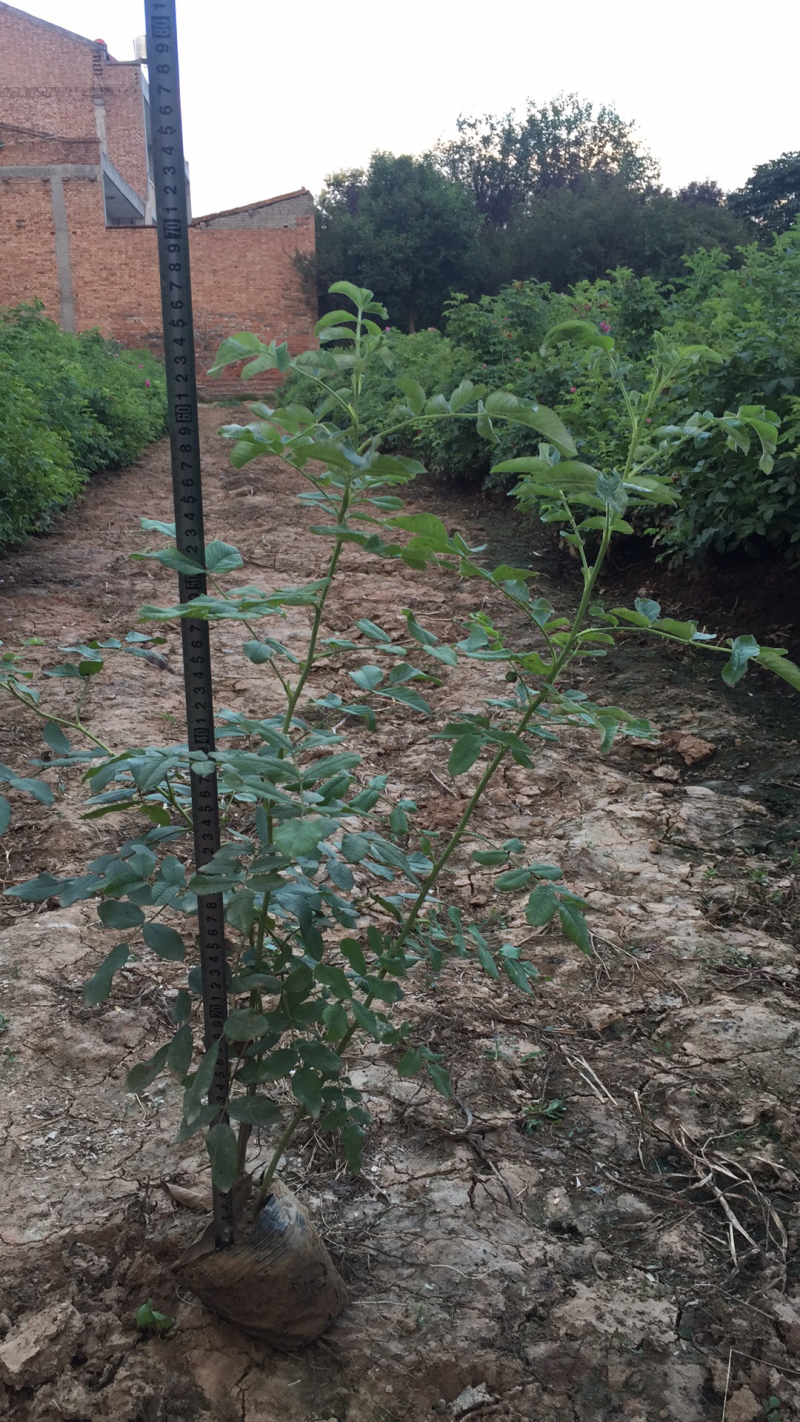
top-left (175, 1179), bottom-right (347, 1348)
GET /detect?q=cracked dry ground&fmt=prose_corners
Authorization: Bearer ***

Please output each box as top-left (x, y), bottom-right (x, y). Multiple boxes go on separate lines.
top-left (0, 405), bottom-right (799, 1422)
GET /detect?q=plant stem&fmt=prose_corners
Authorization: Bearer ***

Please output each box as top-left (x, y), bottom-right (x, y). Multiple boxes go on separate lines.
top-left (254, 1104), bottom-right (306, 1205)
top-left (281, 488), bottom-right (352, 733)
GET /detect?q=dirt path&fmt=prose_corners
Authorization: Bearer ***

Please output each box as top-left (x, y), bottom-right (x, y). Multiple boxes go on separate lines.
top-left (0, 408), bottom-right (799, 1422)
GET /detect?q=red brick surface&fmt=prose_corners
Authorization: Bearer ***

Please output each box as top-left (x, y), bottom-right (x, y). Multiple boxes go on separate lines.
top-left (0, 176), bottom-right (60, 314)
top-left (0, 3), bottom-right (317, 393)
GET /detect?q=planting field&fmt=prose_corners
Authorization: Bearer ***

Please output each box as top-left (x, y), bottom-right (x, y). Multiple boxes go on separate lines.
top-left (0, 406), bottom-right (799, 1421)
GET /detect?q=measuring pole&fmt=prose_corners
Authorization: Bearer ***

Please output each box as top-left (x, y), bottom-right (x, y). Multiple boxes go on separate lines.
top-left (144, 0), bottom-right (234, 1248)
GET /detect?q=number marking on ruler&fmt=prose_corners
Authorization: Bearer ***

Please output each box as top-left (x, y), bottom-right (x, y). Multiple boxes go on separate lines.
top-left (144, 0), bottom-right (234, 1248)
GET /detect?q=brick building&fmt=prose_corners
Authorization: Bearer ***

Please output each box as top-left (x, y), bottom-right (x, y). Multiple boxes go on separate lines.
top-left (0, 3), bottom-right (316, 393)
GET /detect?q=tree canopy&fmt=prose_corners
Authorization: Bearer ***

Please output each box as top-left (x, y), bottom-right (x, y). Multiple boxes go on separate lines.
top-left (311, 153), bottom-right (481, 331)
top-left (431, 94), bottom-right (658, 227)
top-left (728, 151), bottom-right (800, 233)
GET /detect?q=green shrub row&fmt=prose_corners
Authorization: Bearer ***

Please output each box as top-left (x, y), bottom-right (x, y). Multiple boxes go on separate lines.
top-left (284, 226), bottom-right (800, 561)
top-left (0, 305), bottom-right (167, 551)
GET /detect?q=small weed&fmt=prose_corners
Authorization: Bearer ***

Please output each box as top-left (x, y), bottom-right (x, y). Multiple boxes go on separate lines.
top-left (135, 1300), bottom-right (174, 1335)
top-left (521, 1098), bottom-right (566, 1134)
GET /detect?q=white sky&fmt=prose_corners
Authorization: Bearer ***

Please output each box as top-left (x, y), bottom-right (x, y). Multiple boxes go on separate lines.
top-left (19, 0), bottom-right (800, 218)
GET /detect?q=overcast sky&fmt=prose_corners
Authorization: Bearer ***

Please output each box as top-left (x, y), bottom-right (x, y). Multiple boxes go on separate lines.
top-left (20, 0), bottom-right (800, 218)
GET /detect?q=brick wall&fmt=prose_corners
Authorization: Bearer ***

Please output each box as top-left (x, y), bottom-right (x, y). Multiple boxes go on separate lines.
top-left (0, 5), bottom-right (96, 140)
top-left (103, 65), bottom-right (149, 201)
top-left (0, 174), bottom-right (60, 314)
top-left (0, 3), bottom-right (317, 394)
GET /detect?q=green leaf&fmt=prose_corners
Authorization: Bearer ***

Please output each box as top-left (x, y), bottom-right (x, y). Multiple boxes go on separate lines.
top-left (756, 646), bottom-right (800, 690)
top-left (634, 598), bottom-right (661, 624)
top-left (226, 1097), bottom-right (281, 1126)
top-left (492, 457), bottom-right (598, 487)
top-left (97, 900), bottom-right (145, 930)
top-left (356, 618), bottom-right (392, 643)
top-left (167, 1023), bottom-right (194, 1079)
top-left (558, 902), bottom-right (592, 954)
top-left (449, 378), bottom-right (484, 412)
top-left (314, 963), bottom-right (353, 999)
top-left (341, 833), bottom-right (369, 864)
top-left (183, 1039), bottom-right (220, 1119)
top-left (542, 319), bottom-right (614, 353)
top-left (349, 664), bottom-right (384, 692)
top-left (206, 1121), bottom-right (238, 1191)
top-left (351, 1000), bottom-right (384, 1040)
top-left (252, 1047), bottom-right (297, 1081)
top-left (273, 815), bottom-right (336, 858)
top-left (135, 1300), bottom-right (174, 1335)
top-left (204, 540), bottom-right (244, 575)
top-left (396, 376), bottom-right (426, 414)
top-left (427, 1062), bottom-right (453, 1098)
top-left (341, 1121), bottom-right (365, 1174)
top-left (402, 608), bottom-right (437, 646)
top-left (390, 512), bottom-right (450, 549)
top-left (448, 735), bottom-right (483, 777)
top-left (471, 849), bottom-right (508, 866)
top-left (329, 279), bottom-right (374, 307)
top-left (397, 1048), bottom-right (424, 1077)
top-left (339, 937), bottom-right (368, 974)
top-left (495, 867), bottom-right (532, 891)
top-left (43, 722), bottom-right (71, 755)
top-left (142, 922), bottom-right (185, 960)
top-left (292, 1067), bottom-right (322, 1118)
top-left (299, 1041), bottom-right (343, 1075)
top-left (722, 634), bottom-right (761, 687)
top-left (476, 944), bottom-right (499, 979)
top-left (83, 942), bottom-right (129, 1006)
top-left (654, 617), bottom-right (697, 642)
top-left (0, 796), bottom-right (9, 836)
top-left (4, 871), bottom-right (61, 901)
top-left (224, 1008), bottom-right (271, 1041)
top-left (526, 885), bottom-right (558, 927)
top-left (315, 308), bottom-right (357, 334)
top-left (502, 955), bottom-right (533, 994)
top-left (483, 395), bottom-right (577, 456)
top-left (126, 1042), bottom-right (170, 1094)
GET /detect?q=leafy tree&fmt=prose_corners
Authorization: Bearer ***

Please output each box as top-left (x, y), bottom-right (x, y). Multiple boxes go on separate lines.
top-left (471, 176), bottom-right (752, 292)
top-left (310, 153), bottom-right (481, 331)
top-left (432, 94), bottom-right (658, 227)
top-left (676, 179), bottom-right (724, 206)
top-left (728, 151), bottom-right (800, 233)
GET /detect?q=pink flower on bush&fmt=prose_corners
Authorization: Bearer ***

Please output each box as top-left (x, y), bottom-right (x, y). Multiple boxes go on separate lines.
top-left (599, 321), bottom-right (611, 333)
top-left (570, 386), bottom-right (577, 394)
top-left (145, 379), bottom-right (151, 387)
top-left (646, 417), bottom-right (652, 424)
top-left (138, 363), bottom-right (144, 368)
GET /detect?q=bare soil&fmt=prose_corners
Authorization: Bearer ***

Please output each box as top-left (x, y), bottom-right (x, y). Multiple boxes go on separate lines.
top-left (0, 408), bottom-right (798, 1422)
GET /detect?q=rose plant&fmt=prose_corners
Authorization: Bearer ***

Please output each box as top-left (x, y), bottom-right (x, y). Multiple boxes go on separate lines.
top-left (2, 282), bottom-right (798, 1210)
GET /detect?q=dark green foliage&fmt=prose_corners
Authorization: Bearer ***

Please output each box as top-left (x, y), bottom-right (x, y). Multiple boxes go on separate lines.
top-left (0, 304), bottom-right (167, 551)
top-left (310, 154), bottom-right (481, 332)
top-left (286, 228), bottom-right (800, 560)
top-left (471, 177), bottom-right (752, 293)
top-left (729, 152), bottom-right (800, 234)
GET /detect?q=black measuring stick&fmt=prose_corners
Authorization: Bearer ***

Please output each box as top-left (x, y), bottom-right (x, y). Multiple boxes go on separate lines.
top-left (144, 0), bottom-right (234, 1248)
